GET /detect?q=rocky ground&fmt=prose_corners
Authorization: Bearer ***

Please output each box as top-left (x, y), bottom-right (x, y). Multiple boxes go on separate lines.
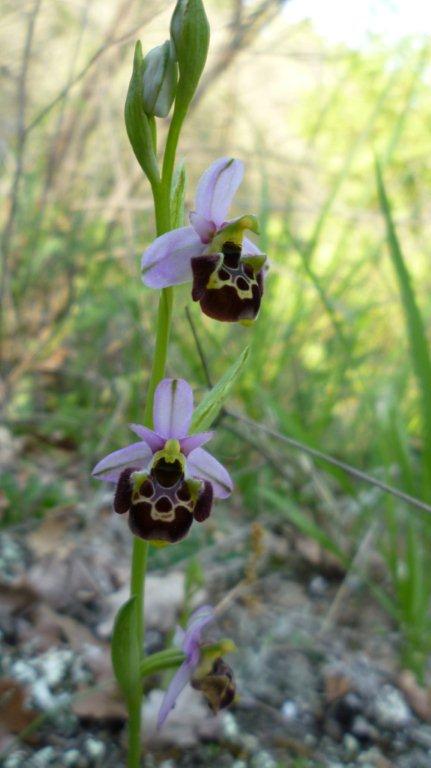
top-left (2, 435), bottom-right (431, 768)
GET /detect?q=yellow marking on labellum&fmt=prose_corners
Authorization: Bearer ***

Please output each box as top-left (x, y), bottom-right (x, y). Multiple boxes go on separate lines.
top-left (151, 439), bottom-right (186, 473)
top-left (206, 270), bottom-right (255, 299)
top-left (151, 507), bottom-right (176, 523)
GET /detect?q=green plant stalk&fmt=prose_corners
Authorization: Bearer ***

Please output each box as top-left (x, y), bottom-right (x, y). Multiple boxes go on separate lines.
top-left (126, 106), bottom-right (187, 768)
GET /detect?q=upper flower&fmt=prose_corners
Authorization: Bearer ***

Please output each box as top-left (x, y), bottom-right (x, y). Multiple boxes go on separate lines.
top-left (92, 378), bottom-right (233, 543)
top-left (141, 157), bottom-right (267, 323)
top-left (157, 605), bottom-right (235, 728)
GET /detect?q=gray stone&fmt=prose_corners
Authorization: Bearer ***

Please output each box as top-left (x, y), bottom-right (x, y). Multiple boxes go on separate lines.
top-left (4, 752), bottom-right (28, 768)
top-left (352, 714), bottom-right (378, 740)
top-left (221, 711), bottom-right (240, 738)
top-left (31, 746), bottom-right (56, 767)
top-left (373, 685), bottom-right (411, 728)
top-left (343, 734), bottom-right (359, 753)
top-left (309, 575), bottom-right (328, 596)
top-left (63, 750), bottom-right (83, 767)
top-left (250, 751), bottom-right (278, 768)
top-left (281, 699), bottom-right (298, 720)
top-left (84, 737), bottom-right (105, 759)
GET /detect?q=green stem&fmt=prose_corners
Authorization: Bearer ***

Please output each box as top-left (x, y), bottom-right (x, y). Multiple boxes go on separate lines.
top-left (161, 103), bottom-right (187, 208)
top-left (127, 696), bottom-right (143, 768)
top-left (126, 108), bottom-right (182, 767)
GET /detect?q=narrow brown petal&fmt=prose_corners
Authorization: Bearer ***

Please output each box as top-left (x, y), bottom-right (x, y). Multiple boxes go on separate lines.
top-left (113, 468), bottom-right (137, 514)
top-left (193, 481), bottom-right (213, 522)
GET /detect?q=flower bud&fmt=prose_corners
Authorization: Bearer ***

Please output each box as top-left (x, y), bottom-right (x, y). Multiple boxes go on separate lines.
top-left (124, 41), bottom-right (159, 186)
top-left (170, 0), bottom-right (210, 112)
top-left (142, 41), bottom-right (178, 118)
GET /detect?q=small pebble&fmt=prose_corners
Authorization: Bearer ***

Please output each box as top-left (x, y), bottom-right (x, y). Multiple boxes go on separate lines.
top-left (31, 679), bottom-right (55, 710)
top-left (4, 752), bottom-right (28, 768)
top-left (11, 659), bottom-right (37, 685)
top-left (85, 737), bottom-right (105, 759)
top-left (31, 746), bottom-right (56, 767)
top-left (352, 715), bottom-right (378, 741)
top-left (343, 734), bottom-right (359, 754)
top-left (63, 750), bottom-right (82, 767)
top-left (40, 649), bottom-right (74, 687)
top-left (242, 733), bottom-right (259, 752)
top-left (309, 575), bottom-right (328, 596)
top-left (222, 711), bottom-right (240, 738)
top-left (281, 699), bottom-right (298, 720)
top-left (374, 685), bottom-right (411, 728)
top-left (250, 750), bottom-right (277, 768)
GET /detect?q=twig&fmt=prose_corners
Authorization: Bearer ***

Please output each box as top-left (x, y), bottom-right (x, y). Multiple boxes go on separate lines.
top-left (24, 3), bottom-right (165, 136)
top-left (0, 0), bottom-right (43, 375)
top-left (227, 411), bottom-right (431, 516)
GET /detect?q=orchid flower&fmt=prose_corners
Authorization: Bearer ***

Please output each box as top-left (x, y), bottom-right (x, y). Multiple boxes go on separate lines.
top-left (92, 378), bottom-right (232, 543)
top-left (141, 157), bottom-right (267, 323)
top-left (157, 605), bottom-right (235, 728)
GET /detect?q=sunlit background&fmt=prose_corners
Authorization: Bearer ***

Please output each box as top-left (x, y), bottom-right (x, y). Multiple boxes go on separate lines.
top-left (1, 1), bottom-right (431, 766)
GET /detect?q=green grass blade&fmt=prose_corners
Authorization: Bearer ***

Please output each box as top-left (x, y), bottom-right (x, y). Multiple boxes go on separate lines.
top-left (375, 160), bottom-right (431, 497)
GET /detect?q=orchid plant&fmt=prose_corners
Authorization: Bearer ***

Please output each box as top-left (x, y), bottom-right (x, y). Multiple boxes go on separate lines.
top-left (92, 1), bottom-right (266, 765)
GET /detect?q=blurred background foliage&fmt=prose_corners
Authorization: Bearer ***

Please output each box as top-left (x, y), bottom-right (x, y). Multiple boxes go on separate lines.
top-left (1, 0), bottom-right (431, 678)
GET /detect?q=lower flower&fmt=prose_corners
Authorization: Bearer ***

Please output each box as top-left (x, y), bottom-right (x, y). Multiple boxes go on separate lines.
top-left (157, 605), bottom-right (236, 728)
top-left (92, 378), bottom-right (233, 544)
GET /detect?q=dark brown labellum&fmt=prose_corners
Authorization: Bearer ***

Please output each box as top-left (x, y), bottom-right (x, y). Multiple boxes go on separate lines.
top-left (191, 657), bottom-right (236, 713)
top-left (112, 457), bottom-right (215, 543)
top-left (191, 241), bottom-right (264, 323)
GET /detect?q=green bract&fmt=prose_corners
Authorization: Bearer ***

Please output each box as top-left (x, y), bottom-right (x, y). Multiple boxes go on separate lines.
top-left (142, 41), bottom-right (178, 118)
top-left (170, 0), bottom-right (210, 113)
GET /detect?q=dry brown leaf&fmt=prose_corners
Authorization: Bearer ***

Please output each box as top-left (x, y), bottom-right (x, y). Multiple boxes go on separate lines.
top-left (324, 671), bottom-right (352, 704)
top-left (0, 678), bottom-right (38, 742)
top-left (397, 670), bottom-right (431, 723)
top-left (72, 683), bottom-right (126, 721)
top-left (0, 581), bottom-right (38, 636)
top-left (294, 534), bottom-right (344, 576)
top-left (27, 509), bottom-right (79, 559)
top-left (23, 603), bottom-right (103, 652)
top-left (29, 554), bottom-right (100, 610)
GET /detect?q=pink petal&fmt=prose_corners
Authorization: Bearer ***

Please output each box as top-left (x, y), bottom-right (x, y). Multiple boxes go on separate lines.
top-left (182, 605), bottom-right (215, 656)
top-left (179, 431), bottom-right (214, 456)
top-left (242, 236), bottom-right (263, 256)
top-left (187, 447), bottom-right (233, 499)
top-left (153, 378), bottom-right (194, 439)
top-left (189, 212), bottom-right (216, 244)
top-left (129, 424), bottom-right (164, 452)
top-left (195, 158), bottom-right (244, 229)
top-left (91, 442), bottom-right (152, 482)
top-left (141, 226), bottom-right (204, 288)
top-left (157, 660), bottom-right (193, 729)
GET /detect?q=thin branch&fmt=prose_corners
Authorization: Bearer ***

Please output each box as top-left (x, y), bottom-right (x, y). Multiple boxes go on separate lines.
top-left (0, 0), bottom-right (43, 374)
top-left (227, 411), bottom-right (431, 516)
top-left (24, 4), bottom-right (164, 136)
